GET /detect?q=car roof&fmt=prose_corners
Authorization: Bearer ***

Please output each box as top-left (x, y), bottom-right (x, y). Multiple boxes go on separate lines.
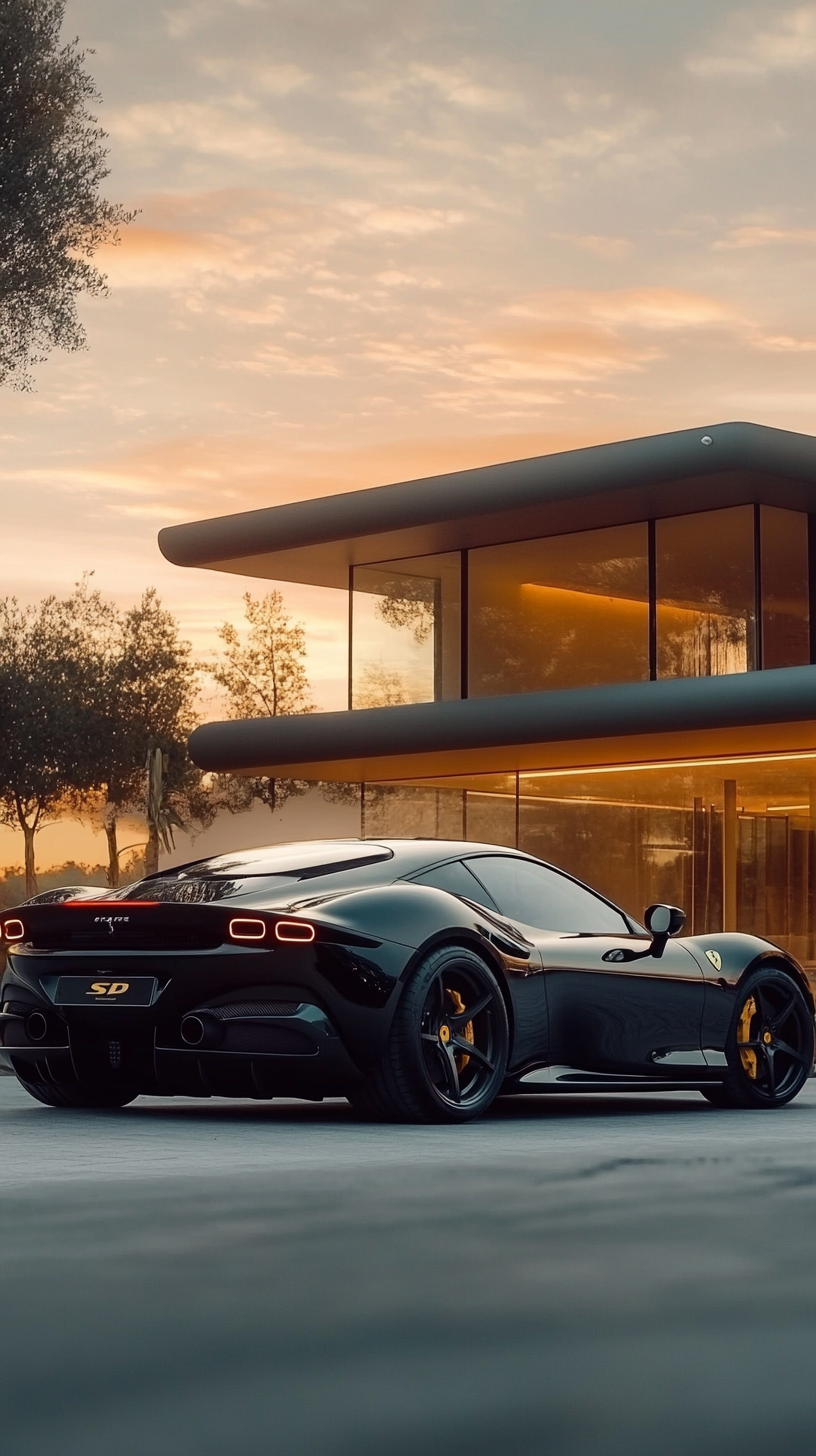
top-left (374, 839), bottom-right (540, 871)
top-left (149, 837), bottom-right (536, 883)
top-left (113, 836), bottom-right (636, 927)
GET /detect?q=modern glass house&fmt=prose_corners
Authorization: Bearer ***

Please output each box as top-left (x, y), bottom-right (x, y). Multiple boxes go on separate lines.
top-left (159, 421), bottom-right (816, 964)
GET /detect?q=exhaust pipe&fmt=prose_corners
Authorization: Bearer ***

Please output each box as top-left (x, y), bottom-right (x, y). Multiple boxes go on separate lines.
top-left (180, 1012), bottom-right (222, 1049)
top-left (26, 1011), bottom-right (48, 1043)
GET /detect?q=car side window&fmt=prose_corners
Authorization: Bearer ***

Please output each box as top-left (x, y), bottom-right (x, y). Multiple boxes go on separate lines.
top-left (410, 860), bottom-right (500, 911)
top-left (464, 855), bottom-right (629, 933)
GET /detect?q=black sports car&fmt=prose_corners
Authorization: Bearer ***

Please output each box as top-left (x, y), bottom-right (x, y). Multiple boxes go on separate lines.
top-left (1, 838), bottom-right (813, 1122)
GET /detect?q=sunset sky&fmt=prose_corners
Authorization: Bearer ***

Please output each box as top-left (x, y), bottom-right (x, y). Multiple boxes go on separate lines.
top-left (4, 0), bottom-right (816, 871)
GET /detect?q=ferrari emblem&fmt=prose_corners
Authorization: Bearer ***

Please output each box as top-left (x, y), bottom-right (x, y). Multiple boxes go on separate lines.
top-left (439, 1024), bottom-right (451, 1044)
top-left (705, 950), bottom-right (722, 972)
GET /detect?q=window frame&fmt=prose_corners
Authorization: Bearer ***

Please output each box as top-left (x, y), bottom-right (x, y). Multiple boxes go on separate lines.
top-left (352, 502), bottom-right (812, 702)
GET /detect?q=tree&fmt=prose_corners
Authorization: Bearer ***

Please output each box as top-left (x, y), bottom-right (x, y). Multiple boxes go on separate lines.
top-left (0, 582), bottom-right (214, 895)
top-left (0, 580), bottom-right (111, 896)
top-left (375, 578), bottom-right (435, 644)
top-left (209, 591), bottom-right (314, 815)
top-left (354, 662), bottom-right (409, 708)
top-left (0, 0), bottom-right (133, 388)
top-left (90, 589), bottom-right (213, 886)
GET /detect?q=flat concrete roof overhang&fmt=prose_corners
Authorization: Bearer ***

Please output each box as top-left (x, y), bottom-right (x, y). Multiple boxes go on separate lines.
top-left (158, 421), bottom-right (816, 589)
top-left (189, 665), bottom-right (816, 782)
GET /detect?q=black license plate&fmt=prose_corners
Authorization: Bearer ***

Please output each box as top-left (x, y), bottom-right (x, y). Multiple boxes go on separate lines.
top-left (54, 976), bottom-right (157, 1007)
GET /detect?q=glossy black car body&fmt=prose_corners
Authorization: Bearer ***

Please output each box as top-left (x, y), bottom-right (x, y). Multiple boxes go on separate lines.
top-left (1, 838), bottom-right (814, 1119)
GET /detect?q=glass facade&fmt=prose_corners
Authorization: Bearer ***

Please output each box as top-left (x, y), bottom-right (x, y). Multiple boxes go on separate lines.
top-left (351, 553), bottom-right (460, 708)
top-left (363, 755), bottom-right (816, 965)
top-left (760, 505), bottom-right (810, 669)
top-left (360, 774), bottom-right (516, 846)
top-left (350, 506), bottom-right (810, 707)
top-left (468, 523), bottom-right (649, 697)
top-left (656, 506), bottom-right (757, 677)
top-left (350, 504), bottom-right (814, 958)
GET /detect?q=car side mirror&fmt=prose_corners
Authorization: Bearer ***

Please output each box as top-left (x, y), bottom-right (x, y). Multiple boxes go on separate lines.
top-left (643, 904), bottom-right (686, 959)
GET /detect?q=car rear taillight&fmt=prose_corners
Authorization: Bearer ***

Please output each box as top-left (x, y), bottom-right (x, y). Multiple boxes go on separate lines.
top-left (274, 921), bottom-right (316, 944)
top-left (228, 918), bottom-right (267, 941)
top-left (1, 918), bottom-right (24, 942)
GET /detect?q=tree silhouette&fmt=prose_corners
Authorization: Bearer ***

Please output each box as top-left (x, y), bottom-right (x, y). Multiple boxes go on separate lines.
top-left (0, 0), bottom-right (133, 387)
top-left (0, 580), bottom-right (110, 896)
top-left (209, 591), bottom-right (314, 815)
top-left (90, 589), bottom-right (209, 885)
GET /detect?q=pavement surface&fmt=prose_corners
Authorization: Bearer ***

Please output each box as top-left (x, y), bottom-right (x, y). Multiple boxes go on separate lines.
top-left (2, 1077), bottom-right (816, 1456)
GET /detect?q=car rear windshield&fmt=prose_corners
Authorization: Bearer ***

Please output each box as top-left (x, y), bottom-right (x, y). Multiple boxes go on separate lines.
top-left (116, 842), bottom-right (394, 902)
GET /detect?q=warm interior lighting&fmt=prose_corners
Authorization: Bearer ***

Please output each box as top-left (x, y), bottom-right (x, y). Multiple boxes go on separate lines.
top-left (522, 750), bottom-right (816, 781)
top-left (274, 921), bottom-right (316, 944)
top-left (520, 583), bottom-right (647, 609)
top-left (2, 919), bottom-right (25, 941)
top-left (228, 918), bottom-right (266, 941)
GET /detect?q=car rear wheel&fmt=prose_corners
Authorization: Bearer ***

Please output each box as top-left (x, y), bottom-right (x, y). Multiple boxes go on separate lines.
top-left (15, 1074), bottom-right (137, 1110)
top-left (711, 968), bottom-right (814, 1109)
top-left (349, 944), bottom-right (509, 1124)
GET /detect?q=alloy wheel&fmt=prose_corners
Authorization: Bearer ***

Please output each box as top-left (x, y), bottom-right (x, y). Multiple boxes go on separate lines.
top-left (418, 959), bottom-right (505, 1111)
top-left (735, 977), bottom-right (813, 1103)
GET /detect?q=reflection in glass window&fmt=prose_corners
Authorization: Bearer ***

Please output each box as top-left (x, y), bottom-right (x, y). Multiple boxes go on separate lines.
top-left (760, 506), bottom-right (810, 669)
top-left (351, 553), bottom-right (460, 707)
top-left (463, 789), bottom-right (516, 848)
top-left (361, 784), bottom-right (465, 839)
top-left (468, 524), bottom-right (649, 697)
top-left (360, 774), bottom-right (516, 843)
top-left (465, 854), bottom-right (629, 932)
top-left (656, 506), bottom-right (756, 678)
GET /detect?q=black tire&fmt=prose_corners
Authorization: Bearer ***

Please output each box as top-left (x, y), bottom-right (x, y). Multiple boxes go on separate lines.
top-left (349, 944), bottom-right (509, 1124)
top-left (700, 1085), bottom-right (730, 1107)
top-left (715, 968), bottom-right (814, 1109)
top-left (16, 1075), bottom-right (137, 1110)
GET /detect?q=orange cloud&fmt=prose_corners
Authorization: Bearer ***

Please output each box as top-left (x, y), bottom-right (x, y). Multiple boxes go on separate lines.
top-left (714, 225), bottom-right (816, 250)
top-left (555, 234), bottom-right (632, 259)
top-left (79, 428), bottom-right (620, 526)
top-left (506, 287), bottom-right (738, 331)
top-left (470, 324), bottom-right (657, 382)
top-left (101, 189), bottom-right (342, 290)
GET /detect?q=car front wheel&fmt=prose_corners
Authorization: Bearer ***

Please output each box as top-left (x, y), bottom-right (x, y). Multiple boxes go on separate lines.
top-left (710, 967), bottom-right (814, 1109)
top-left (350, 944), bottom-right (510, 1124)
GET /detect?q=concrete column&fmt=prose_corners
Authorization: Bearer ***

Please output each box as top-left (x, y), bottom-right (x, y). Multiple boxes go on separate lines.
top-left (723, 779), bottom-right (738, 932)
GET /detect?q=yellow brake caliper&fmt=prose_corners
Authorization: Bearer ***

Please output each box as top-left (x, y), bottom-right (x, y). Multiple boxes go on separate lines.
top-left (738, 995), bottom-right (758, 1079)
top-left (446, 988), bottom-right (474, 1071)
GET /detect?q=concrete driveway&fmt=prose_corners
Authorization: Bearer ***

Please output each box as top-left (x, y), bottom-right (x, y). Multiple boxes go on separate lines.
top-left (1, 1077), bottom-right (815, 1454)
